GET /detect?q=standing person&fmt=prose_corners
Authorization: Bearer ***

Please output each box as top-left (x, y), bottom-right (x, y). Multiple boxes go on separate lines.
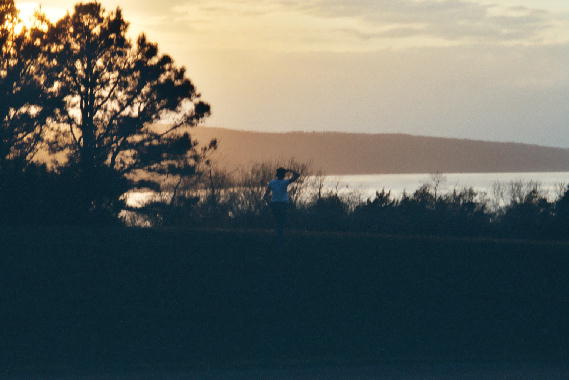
top-left (264, 167), bottom-right (300, 241)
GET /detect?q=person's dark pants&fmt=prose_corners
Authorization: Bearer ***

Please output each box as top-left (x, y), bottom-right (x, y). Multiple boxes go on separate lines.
top-left (270, 202), bottom-right (288, 240)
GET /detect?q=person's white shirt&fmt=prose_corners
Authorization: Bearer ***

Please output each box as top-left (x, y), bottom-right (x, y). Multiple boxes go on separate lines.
top-left (268, 179), bottom-right (291, 203)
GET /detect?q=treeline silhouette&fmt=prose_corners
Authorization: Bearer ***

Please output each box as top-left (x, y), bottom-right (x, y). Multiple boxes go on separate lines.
top-left (1, 1), bottom-right (213, 224)
top-left (130, 160), bottom-right (569, 240)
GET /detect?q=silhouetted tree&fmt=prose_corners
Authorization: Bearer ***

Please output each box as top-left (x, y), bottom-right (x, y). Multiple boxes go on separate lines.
top-left (133, 139), bottom-right (219, 227)
top-left (498, 184), bottom-right (553, 238)
top-left (352, 189), bottom-right (398, 233)
top-left (437, 188), bottom-right (490, 236)
top-left (0, 1), bottom-right (65, 224)
top-left (552, 186), bottom-right (569, 236)
top-left (46, 2), bottom-right (210, 221)
top-left (428, 171), bottom-right (446, 204)
top-left (1, 0), bottom-right (60, 169)
top-left (306, 194), bottom-right (348, 230)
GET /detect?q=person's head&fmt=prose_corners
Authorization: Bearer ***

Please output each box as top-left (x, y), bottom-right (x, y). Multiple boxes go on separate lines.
top-left (276, 167), bottom-right (287, 179)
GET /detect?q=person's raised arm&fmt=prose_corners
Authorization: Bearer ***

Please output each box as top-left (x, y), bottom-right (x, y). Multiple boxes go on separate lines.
top-left (288, 169), bottom-right (300, 183)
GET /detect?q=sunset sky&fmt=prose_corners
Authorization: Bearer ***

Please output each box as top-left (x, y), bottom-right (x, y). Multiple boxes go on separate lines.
top-left (15, 0), bottom-right (569, 147)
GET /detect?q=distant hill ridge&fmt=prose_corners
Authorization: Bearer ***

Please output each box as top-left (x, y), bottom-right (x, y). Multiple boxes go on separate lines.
top-left (191, 127), bottom-right (569, 175)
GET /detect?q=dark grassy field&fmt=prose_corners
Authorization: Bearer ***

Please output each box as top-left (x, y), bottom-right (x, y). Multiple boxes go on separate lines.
top-left (1, 227), bottom-right (568, 375)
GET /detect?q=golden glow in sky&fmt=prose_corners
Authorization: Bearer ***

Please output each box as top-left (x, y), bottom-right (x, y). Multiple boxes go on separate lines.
top-left (15, 1), bottom-right (65, 26)
top-left (12, 0), bottom-right (569, 147)
top-left (15, 0), bottom-right (569, 51)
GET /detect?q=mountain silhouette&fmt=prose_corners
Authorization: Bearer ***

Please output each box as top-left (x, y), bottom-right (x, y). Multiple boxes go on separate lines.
top-left (192, 127), bottom-right (569, 175)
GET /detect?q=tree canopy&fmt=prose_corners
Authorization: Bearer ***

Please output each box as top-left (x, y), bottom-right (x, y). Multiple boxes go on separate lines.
top-left (0, 0), bottom-right (61, 169)
top-left (48, 2), bottom-right (211, 175)
top-left (42, 2), bottom-right (212, 219)
top-left (0, 1), bottom-right (213, 223)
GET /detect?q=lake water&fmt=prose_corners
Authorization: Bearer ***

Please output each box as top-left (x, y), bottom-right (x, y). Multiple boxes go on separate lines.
top-left (126, 171), bottom-right (569, 207)
top-left (326, 171), bottom-right (569, 200)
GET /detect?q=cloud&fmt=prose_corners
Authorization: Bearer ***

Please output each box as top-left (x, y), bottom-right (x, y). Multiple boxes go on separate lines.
top-left (159, 0), bottom-right (568, 52)
top-left (296, 0), bottom-right (559, 44)
top-left (35, 0), bottom-right (569, 50)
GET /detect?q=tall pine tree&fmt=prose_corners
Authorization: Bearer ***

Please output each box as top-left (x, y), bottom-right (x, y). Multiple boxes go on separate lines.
top-left (47, 2), bottom-right (211, 221)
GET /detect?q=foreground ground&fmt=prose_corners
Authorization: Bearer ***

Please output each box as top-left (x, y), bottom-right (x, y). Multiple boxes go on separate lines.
top-left (5, 361), bottom-right (569, 379)
top-left (1, 228), bottom-right (568, 377)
